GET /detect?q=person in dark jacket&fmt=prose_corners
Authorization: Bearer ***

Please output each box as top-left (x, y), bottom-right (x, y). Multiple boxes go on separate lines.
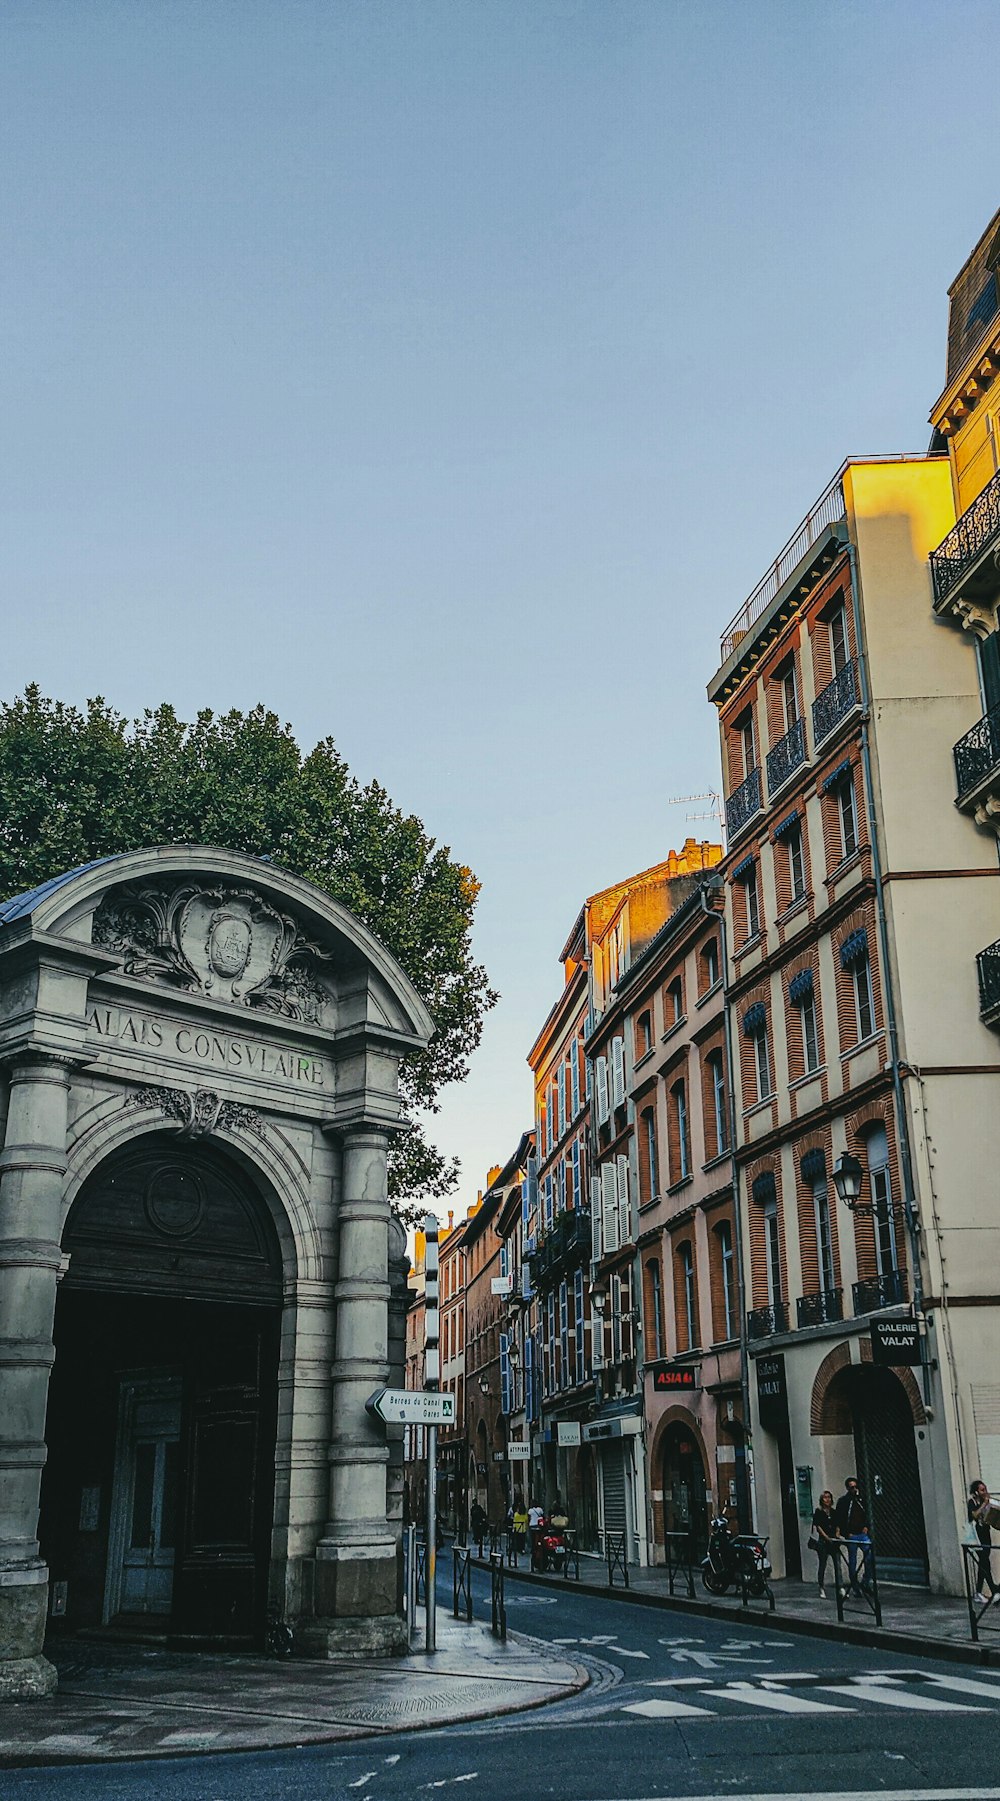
top-left (969, 1479), bottom-right (997, 1605)
top-left (834, 1476), bottom-right (872, 1593)
top-left (811, 1490), bottom-right (838, 1598)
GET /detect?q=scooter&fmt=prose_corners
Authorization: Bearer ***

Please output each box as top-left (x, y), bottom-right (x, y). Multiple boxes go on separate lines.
top-left (700, 1515), bottom-right (770, 1596)
top-left (538, 1519), bottom-right (568, 1572)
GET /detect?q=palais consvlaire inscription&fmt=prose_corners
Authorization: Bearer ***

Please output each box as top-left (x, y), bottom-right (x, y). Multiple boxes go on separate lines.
top-left (87, 1005), bottom-right (328, 1087)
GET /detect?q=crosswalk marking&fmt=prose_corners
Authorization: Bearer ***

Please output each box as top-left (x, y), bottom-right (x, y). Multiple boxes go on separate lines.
top-left (820, 1680), bottom-right (976, 1712)
top-left (926, 1673), bottom-right (1000, 1703)
top-left (623, 1698), bottom-right (714, 1719)
top-left (706, 1682), bottom-right (846, 1715)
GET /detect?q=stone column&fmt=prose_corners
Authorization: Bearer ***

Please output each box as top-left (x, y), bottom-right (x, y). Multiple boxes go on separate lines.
top-left (0, 1055), bottom-right (72, 1698)
top-left (302, 1126), bottom-right (405, 1656)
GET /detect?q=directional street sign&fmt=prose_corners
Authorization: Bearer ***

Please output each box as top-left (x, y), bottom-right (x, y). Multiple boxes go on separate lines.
top-left (365, 1387), bottom-right (455, 1426)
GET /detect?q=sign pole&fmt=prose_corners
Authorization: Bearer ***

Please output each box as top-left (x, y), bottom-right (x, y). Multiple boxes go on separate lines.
top-left (423, 1213), bottom-right (440, 1654)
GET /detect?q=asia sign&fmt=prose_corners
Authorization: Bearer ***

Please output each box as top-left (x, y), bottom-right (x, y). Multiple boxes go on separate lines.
top-left (870, 1316), bottom-right (921, 1365)
top-left (648, 1360), bottom-right (698, 1393)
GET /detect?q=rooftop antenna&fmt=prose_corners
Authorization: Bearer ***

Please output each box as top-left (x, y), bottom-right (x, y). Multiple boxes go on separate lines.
top-left (666, 789), bottom-right (726, 846)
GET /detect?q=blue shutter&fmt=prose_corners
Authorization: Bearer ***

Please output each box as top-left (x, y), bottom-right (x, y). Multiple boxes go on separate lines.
top-left (500, 1332), bottom-right (511, 1415)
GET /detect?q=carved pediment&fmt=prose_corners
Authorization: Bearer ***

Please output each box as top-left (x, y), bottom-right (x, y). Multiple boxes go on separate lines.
top-left (94, 881), bottom-right (332, 1024)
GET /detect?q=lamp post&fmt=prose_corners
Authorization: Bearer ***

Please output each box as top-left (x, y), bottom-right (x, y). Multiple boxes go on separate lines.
top-left (832, 1151), bottom-right (864, 1210)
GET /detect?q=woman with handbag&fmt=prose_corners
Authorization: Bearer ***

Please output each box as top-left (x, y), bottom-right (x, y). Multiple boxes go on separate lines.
top-left (810, 1490), bottom-right (838, 1598)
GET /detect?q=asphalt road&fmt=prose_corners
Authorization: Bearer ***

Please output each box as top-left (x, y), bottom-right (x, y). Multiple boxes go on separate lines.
top-left (6, 1566), bottom-right (1000, 1801)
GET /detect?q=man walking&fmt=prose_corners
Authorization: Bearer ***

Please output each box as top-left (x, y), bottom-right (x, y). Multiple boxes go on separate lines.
top-left (834, 1476), bottom-right (872, 1594)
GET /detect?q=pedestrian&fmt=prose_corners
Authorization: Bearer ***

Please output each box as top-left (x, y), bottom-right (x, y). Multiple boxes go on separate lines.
top-left (528, 1495), bottom-right (545, 1570)
top-left (550, 1495), bottom-right (569, 1530)
top-left (512, 1499), bottom-right (528, 1552)
top-left (810, 1489), bottom-right (838, 1598)
top-left (968, 1479), bottom-right (997, 1605)
top-left (834, 1476), bottom-right (872, 1593)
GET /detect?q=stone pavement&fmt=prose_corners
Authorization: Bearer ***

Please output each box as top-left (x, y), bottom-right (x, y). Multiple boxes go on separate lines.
top-left (0, 1616), bottom-right (587, 1767)
top-left (475, 1547), bottom-right (1000, 1664)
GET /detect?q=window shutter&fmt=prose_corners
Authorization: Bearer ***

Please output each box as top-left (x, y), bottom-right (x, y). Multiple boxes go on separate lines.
top-left (611, 1036), bottom-right (625, 1108)
top-left (616, 1154), bottom-right (630, 1244)
top-left (591, 1176), bottom-right (603, 1259)
top-left (596, 1055), bottom-right (610, 1124)
top-left (602, 1162), bottom-right (619, 1253)
top-left (571, 1045), bottom-right (580, 1115)
top-left (572, 1138), bottom-right (581, 1208)
top-left (526, 1154), bottom-right (538, 1217)
top-left (557, 1063), bottom-right (566, 1136)
top-left (500, 1332), bottom-right (511, 1415)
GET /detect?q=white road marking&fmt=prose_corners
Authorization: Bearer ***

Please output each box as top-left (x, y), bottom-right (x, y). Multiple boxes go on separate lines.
top-left (591, 1791), bottom-right (1000, 1801)
top-left (622, 1697), bottom-right (714, 1720)
top-left (822, 1679), bottom-right (976, 1712)
top-left (384, 1755), bottom-right (401, 1765)
top-left (613, 1647), bottom-right (650, 1660)
top-left (706, 1682), bottom-right (845, 1715)
top-left (719, 1638), bottom-right (792, 1649)
top-left (657, 1635), bottom-right (704, 1644)
top-left (671, 1649), bottom-right (771, 1668)
top-left (925, 1673), bottom-right (1000, 1702)
top-left (349, 1775), bottom-right (378, 1789)
top-left (419, 1778), bottom-right (479, 1790)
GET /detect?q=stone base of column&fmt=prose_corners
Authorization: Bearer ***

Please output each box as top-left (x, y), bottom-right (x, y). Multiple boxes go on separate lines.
top-left (295, 1611), bottom-right (408, 1659)
top-left (0, 1653), bottom-right (58, 1699)
top-left (0, 1574), bottom-right (57, 1698)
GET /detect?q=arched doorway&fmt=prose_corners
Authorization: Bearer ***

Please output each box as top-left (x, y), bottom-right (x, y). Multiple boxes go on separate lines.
top-left (661, 1421), bottom-right (710, 1554)
top-left (39, 1133), bottom-right (283, 1645)
top-left (823, 1364), bottom-right (928, 1584)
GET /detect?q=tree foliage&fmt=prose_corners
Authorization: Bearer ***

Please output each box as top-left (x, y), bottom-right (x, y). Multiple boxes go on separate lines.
top-left (0, 686), bottom-right (497, 1213)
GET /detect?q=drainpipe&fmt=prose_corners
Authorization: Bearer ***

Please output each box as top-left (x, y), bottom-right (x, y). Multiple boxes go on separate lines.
top-left (835, 528), bottom-right (931, 1407)
top-left (702, 878), bottom-right (754, 1530)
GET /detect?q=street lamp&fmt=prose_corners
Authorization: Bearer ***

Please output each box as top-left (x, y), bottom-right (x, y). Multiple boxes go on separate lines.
top-left (478, 1373), bottom-right (490, 1395)
top-left (589, 1278), bottom-right (608, 1316)
top-left (832, 1151), bottom-right (864, 1211)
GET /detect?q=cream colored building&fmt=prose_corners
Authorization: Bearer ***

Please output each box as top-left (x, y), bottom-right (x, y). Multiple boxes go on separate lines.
top-left (709, 454), bottom-right (1000, 1593)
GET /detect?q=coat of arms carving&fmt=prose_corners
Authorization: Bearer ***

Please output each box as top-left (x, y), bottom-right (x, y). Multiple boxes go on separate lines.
top-left (95, 881), bottom-right (331, 1024)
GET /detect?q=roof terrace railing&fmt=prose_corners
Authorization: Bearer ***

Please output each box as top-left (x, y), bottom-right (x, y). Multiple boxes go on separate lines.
top-left (719, 470), bottom-right (847, 662)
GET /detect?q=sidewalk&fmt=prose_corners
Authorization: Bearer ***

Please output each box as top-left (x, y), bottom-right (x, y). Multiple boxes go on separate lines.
top-left (475, 1548), bottom-right (1000, 1666)
top-left (0, 1616), bottom-right (588, 1768)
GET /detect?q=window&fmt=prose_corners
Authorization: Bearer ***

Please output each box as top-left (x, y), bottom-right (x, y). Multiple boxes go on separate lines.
top-left (671, 1079), bottom-right (690, 1181)
top-left (780, 661), bottom-right (799, 731)
top-left (611, 1272), bottom-right (622, 1364)
top-left (854, 953), bottom-right (875, 1041)
top-left (763, 1197), bottom-right (782, 1306)
top-left (701, 937), bottom-right (720, 991)
top-left (647, 1258), bottom-right (664, 1359)
top-left (740, 711), bottom-right (757, 777)
top-left (544, 1173), bottom-right (553, 1228)
top-left (813, 1175), bottom-right (835, 1293)
top-left (559, 1279), bottom-right (569, 1383)
top-left (706, 1048), bottom-right (728, 1155)
top-left (636, 1009), bottom-right (653, 1059)
top-left (571, 1137), bottom-right (581, 1209)
top-left (743, 868), bottom-right (761, 939)
top-left (574, 1268), bottom-right (585, 1376)
top-left (787, 823), bottom-right (805, 902)
top-left (830, 603), bottom-right (849, 675)
top-left (640, 1104), bottom-right (659, 1201)
top-left (838, 774), bottom-right (858, 860)
top-left (865, 1125), bottom-right (897, 1277)
top-left (801, 987), bottom-right (819, 1071)
top-left (717, 1220), bottom-right (736, 1340)
top-left (754, 1024), bottom-right (770, 1100)
top-left (679, 1241), bottom-right (698, 1349)
top-left (667, 976), bottom-right (684, 1025)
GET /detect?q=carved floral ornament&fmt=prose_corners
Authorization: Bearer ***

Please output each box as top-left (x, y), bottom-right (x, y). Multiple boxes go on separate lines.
top-left (94, 880), bottom-right (332, 1024)
top-left (124, 1084), bottom-right (267, 1141)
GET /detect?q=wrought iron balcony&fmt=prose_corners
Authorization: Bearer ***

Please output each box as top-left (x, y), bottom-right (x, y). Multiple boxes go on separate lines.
top-left (977, 937), bottom-right (1000, 1028)
top-left (953, 701), bottom-right (1000, 817)
top-left (746, 1300), bottom-right (789, 1340)
top-left (812, 660), bottom-right (859, 745)
top-left (796, 1287), bottom-right (843, 1329)
top-left (725, 765), bottom-right (763, 842)
top-left (766, 716), bottom-right (807, 797)
top-left (531, 1208), bottom-right (592, 1291)
top-left (930, 465), bottom-right (1000, 611)
top-left (852, 1268), bottom-right (908, 1315)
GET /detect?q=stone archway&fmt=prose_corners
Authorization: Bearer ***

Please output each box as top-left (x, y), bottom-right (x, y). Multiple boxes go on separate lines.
top-left (816, 1362), bottom-right (929, 1584)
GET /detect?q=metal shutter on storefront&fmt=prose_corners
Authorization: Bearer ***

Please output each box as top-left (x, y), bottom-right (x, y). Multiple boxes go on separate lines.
top-left (601, 1441), bottom-right (627, 1537)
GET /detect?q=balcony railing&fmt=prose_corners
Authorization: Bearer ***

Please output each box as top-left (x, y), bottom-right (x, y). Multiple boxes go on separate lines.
top-left (953, 701), bottom-right (1000, 805)
top-left (531, 1208), bottom-right (592, 1290)
top-left (746, 1300), bottom-right (789, 1340)
top-left (977, 937), bottom-right (1000, 1026)
top-left (725, 765), bottom-right (763, 842)
top-left (766, 715), bottom-right (807, 796)
top-left (812, 659), bottom-right (859, 745)
top-left (852, 1268), bottom-right (908, 1315)
top-left (930, 465), bottom-right (1000, 606)
top-left (720, 471), bottom-right (846, 660)
top-left (796, 1287), bottom-right (843, 1329)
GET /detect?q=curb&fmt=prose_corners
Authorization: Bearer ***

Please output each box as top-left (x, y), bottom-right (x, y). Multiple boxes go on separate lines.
top-left (472, 1554), bottom-right (999, 1670)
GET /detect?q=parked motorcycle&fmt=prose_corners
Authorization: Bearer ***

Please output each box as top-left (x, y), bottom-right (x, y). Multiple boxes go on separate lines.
top-left (537, 1518), bottom-right (569, 1572)
top-left (700, 1515), bottom-right (770, 1596)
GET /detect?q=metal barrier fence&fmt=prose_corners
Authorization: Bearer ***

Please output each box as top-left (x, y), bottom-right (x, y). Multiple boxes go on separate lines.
top-left (962, 1542), bottom-right (1000, 1642)
top-left (505, 1527), bottom-right (522, 1569)
top-left (490, 1550), bottom-right (507, 1640)
top-left (732, 1535), bottom-right (775, 1611)
top-left (831, 1537), bottom-right (881, 1628)
top-left (402, 1526), bottom-right (419, 1646)
top-left (606, 1531), bottom-right (630, 1589)
top-left (664, 1531), bottom-right (695, 1599)
top-left (562, 1529), bottom-right (580, 1581)
top-left (452, 1543), bottom-right (473, 1622)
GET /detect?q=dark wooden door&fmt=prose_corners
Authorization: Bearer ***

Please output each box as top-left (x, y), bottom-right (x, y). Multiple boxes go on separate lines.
top-left (172, 1309), bottom-right (278, 1643)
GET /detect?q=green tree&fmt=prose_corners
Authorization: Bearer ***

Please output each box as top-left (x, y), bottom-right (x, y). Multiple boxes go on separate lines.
top-left (0, 686), bottom-right (497, 1213)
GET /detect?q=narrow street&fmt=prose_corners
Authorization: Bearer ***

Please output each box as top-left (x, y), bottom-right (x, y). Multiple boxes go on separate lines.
top-left (6, 1570), bottom-right (1000, 1801)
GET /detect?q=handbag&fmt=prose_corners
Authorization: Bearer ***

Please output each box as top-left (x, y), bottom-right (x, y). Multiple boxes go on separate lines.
top-left (807, 1534), bottom-right (820, 1552)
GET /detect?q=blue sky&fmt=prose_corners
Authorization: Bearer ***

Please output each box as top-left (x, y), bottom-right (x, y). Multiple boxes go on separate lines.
top-left (2, 1), bottom-right (997, 1200)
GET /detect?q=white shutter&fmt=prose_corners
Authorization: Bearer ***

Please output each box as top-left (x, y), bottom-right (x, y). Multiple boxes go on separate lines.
top-left (602, 1162), bottom-right (619, 1253)
top-left (557, 1063), bottom-right (566, 1136)
top-left (616, 1154), bottom-right (630, 1246)
top-left (590, 1176), bottom-right (603, 1260)
top-left (596, 1055), bottom-right (610, 1125)
top-left (611, 1036), bottom-right (625, 1109)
